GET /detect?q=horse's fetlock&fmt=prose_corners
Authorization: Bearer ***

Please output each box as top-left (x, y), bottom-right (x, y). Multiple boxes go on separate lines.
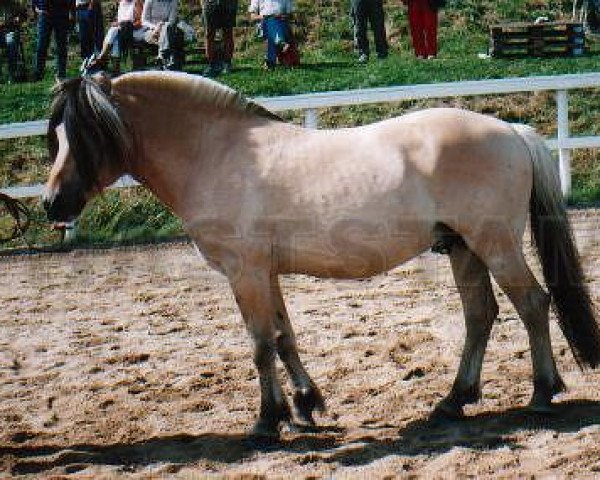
top-left (531, 373), bottom-right (565, 409)
top-left (293, 383), bottom-right (325, 425)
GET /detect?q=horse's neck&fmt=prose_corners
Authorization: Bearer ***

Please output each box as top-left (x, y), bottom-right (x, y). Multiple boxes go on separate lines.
top-left (124, 101), bottom-right (283, 220)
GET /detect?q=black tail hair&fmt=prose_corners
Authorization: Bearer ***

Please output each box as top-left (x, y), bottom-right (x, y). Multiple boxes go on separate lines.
top-left (515, 124), bottom-right (600, 369)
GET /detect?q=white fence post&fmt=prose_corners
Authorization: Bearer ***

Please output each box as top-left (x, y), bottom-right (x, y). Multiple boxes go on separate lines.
top-left (304, 109), bottom-right (319, 129)
top-left (556, 89), bottom-right (572, 197)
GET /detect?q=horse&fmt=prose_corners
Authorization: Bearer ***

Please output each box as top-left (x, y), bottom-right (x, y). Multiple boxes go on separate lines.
top-left (42, 71), bottom-right (600, 438)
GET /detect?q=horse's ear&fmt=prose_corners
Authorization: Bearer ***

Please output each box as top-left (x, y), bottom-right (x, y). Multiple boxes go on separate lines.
top-left (91, 72), bottom-right (112, 96)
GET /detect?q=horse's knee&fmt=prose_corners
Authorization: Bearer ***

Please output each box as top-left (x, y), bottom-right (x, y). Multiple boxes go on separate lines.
top-left (253, 338), bottom-right (276, 370)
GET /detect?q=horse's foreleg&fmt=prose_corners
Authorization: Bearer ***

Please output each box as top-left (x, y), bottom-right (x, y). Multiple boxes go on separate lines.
top-left (230, 270), bottom-right (292, 438)
top-left (433, 242), bottom-right (498, 419)
top-left (270, 275), bottom-right (325, 426)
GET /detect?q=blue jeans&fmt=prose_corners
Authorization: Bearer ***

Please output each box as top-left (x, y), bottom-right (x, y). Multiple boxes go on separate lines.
top-left (261, 16), bottom-right (290, 66)
top-left (34, 12), bottom-right (69, 79)
top-left (77, 5), bottom-right (104, 59)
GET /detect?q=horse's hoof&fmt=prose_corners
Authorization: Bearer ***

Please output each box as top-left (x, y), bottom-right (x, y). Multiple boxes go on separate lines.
top-left (431, 399), bottom-right (465, 421)
top-left (293, 385), bottom-right (326, 426)
top-left (250, 418), bottom-right (281, 441)
top-left (527, 398), bottom-right (557, 415)
top-left (528, 383), bottom-right (561, 415)
top-left (294, 409), bottom-right (316, 427)
top-left (286, 422), bottom-right (320, 434)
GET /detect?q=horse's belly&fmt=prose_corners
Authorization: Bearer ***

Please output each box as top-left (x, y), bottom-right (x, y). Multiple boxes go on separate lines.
top-left (276, 224), bottom-right (435, 278)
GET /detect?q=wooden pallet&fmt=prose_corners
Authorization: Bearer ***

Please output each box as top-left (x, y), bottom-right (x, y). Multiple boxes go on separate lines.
top-left (490, 22), bottom-right (585, 58)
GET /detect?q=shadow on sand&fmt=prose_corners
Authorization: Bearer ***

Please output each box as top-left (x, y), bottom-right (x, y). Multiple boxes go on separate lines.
top-left (3, 400), bottom-right (600, 475)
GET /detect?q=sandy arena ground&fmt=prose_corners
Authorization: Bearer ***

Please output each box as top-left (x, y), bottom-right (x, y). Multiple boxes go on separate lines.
top-left (2, 210), bottom-right (600, 478)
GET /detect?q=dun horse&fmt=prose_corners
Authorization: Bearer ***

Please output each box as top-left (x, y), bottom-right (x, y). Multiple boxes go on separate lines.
top-left (43, 72), bottom-right (600, 438)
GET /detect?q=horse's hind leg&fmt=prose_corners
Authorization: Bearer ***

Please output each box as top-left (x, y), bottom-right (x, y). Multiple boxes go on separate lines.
top-left (270, 275), bottom-right (325, 426)
top-left (434, 241), bottom-right (498, 419)
top-left (229, 269), bottom-right (292, 438)
top-left (477, 238), bottom-right (566, 411)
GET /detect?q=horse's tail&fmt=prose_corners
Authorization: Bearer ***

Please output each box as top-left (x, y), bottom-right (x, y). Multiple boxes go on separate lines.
top-left (512, 123), bottom-right (600, 369)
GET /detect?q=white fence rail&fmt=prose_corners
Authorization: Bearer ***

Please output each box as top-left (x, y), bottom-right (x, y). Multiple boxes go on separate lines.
top-left (2, 72), bottom-right (600, 198)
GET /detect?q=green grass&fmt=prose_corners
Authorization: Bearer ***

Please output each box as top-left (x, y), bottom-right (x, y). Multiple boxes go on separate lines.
top-left (1, 0), bottom-right (599, 248)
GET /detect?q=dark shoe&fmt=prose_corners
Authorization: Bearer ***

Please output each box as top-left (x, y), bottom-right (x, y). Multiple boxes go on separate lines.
top-left (263, 60), bottom-right (276, 70)
top-left (377, 52), bottom-right (388, 60)
top-left (276, 41), bottom-right (290, 54)
top-left (221, 61), bottom-right (232, 74)
top-left (203, 62), bottom-right (222, 77)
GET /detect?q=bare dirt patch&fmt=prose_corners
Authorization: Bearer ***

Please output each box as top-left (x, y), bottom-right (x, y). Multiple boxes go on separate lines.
top-left (2, 210), bottom-right (600, 478)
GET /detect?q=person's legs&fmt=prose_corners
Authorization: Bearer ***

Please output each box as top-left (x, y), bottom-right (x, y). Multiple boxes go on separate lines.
top-left (77, 8), bottom-right (94, 59)
top-left (93, 2), bottom-right (105, 52)
top-left (422, 3), bottom-right (438, 57)
top-left (222, 28), bottom-right (234, 63)
top-left (408, 0), bottom-right (426, 57)
top-left (161, 23), bottom-right (184, 70)
top-left (205, 26), bottom-right (218, 64)
top-left (157, 23), bottom-right (170, 59)
top-left (0, 31), bottom-right (7, 79)
top-left (369, 0), bottom-right (388, 58)
top-left (54, 15), bottom-right (69, 79)
top-left (351, 0), bottom-right (369, 60)
top-left (4, 30), bottom-right (20, 81)
top-left (101, 25), bottom-right (120, 58)
top-left (262, 16), bottom-right (282, 67)
top-left (34, 12), bottom-right (52, 80)
top-left (222, 0), bottom-right (237, 65)
top-left (203, 4), bottom-right (221, 74)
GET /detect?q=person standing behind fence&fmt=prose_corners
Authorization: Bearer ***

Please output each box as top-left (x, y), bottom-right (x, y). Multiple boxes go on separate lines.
top-left (202, 0), bottom-right (238, 77)
top-left (32, 0), bottom-right (74, 81)
top-left (1, 0), bottom-right (28, 82)
top-left (248, 0), bottom-right (298, 69)
top-left (75, 0), bottom-right (104, 60)
top-left (403, 0), bottom-right (442, 59)
top-left (350, 0), bottom-right (388, 63)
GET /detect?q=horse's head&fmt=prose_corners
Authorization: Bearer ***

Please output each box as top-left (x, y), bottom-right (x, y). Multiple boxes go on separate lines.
top-left (43, 74), bottom-right (133, 222)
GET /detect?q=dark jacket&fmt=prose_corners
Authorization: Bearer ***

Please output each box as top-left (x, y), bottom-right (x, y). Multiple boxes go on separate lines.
top-left (31, 0), bottom-right (74, 17)
top-left (1, 0), bottom-right (28, 29)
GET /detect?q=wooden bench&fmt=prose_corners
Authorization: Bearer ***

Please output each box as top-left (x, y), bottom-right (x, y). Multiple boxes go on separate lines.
top-left (490, 21), bottom-right (586, 58)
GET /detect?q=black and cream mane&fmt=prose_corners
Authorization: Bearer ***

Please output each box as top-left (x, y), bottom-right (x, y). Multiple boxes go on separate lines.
top-left (48, 71), bottom-right (283, 188)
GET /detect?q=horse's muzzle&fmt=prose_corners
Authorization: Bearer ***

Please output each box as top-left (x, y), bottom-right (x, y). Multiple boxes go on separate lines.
top-left (42, 188), bottom-right (86, 222)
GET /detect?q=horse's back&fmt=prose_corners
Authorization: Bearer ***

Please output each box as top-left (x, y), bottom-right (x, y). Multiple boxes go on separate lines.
top-left (271, 108), bottom-right (533, 276)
